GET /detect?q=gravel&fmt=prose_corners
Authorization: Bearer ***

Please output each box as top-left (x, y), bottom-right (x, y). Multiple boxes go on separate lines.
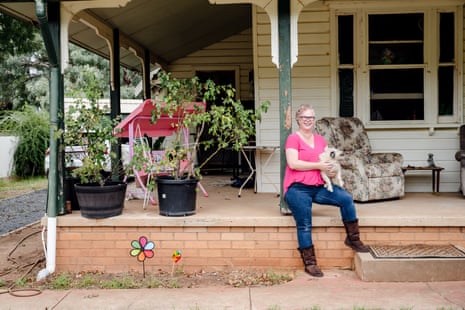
top-left (0, 189), bottom-right (47, 236)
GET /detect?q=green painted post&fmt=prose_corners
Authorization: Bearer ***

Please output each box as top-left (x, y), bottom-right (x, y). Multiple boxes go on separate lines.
top-left (278, 0), bottom-right (292, 214)
top-left (37, 0), bottom-right (65, 216)
top-left (111, 28), bottom-right (122, 181)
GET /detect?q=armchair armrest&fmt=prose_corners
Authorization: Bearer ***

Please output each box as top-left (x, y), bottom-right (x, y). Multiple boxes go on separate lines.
top-left (370, 152), bottom-right (403, 165)
top-left (339, 152), bottom-right (368, 169)
top-left (339, 151), bottom-right (403, 167)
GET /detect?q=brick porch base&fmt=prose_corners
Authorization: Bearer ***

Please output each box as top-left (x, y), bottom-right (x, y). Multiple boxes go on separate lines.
top-left (49, 187), bottom-right (465, 275)
top-left (55, 224), bottom-right (465, 274)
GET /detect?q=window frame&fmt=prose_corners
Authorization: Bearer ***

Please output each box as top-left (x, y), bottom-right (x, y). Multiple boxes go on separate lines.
top-left (330, 2), bottom-right (463, 128)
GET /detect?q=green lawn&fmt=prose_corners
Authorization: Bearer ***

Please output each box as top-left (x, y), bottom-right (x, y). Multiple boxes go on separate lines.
top-left (0, 176), bottom-right (48, 200)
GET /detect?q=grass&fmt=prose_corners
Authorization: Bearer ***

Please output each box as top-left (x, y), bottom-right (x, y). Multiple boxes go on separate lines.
top-left (0, 176), bottom-right (47, 200)
top-left (48, 274), bottom-right (73, 290)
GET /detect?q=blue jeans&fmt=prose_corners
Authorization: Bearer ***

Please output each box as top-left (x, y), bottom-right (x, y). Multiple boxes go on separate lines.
top-left (284, 183), bottom-right (357, 249)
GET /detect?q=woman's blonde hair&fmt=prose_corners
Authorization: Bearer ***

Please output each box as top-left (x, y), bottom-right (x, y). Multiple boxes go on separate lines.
top-left (295, 104), bottom-right (314, 119)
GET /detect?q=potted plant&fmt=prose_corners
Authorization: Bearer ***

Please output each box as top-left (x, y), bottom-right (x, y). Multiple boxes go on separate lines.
top-left (129, 71), bottom-right (269, 216)
top-left (63, 72), bottom-right (126, 219)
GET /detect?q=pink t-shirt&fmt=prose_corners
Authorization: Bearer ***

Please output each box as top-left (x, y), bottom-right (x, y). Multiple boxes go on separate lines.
top-left (283, 132), bottom-right (327, 196)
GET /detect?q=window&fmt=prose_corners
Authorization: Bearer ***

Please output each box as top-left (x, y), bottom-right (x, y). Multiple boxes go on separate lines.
top-left (369, 13), bottom-right (424, 121)
top-left (335, 5), bottom-right (462, 125)
top-left (337, 15), bottom-right (354, 117)
top-left (438, 12), bottom-right (455, 116)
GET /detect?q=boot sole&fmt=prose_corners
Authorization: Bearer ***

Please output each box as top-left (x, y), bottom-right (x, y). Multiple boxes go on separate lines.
top-left (345, 239), bottom-right (370, 253)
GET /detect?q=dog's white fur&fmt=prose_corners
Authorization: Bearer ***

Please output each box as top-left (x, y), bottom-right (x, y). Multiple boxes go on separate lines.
top-left (319, 146), bottom-right (343, 192)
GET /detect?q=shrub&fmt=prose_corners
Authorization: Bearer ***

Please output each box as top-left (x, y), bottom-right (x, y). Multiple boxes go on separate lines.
top-left (0, 106), bottom-right (49, 177)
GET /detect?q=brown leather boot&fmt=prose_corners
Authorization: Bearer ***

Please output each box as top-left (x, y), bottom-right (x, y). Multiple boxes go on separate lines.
top-left (343, 219), bottom-right (370, 252)
top-left (298, 246), bottom-right (324, 277)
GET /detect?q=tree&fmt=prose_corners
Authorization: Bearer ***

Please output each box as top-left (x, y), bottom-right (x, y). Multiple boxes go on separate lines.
top-left (0, 13), bottom-right (46, 111)
top-left (0, 13), bottom-right (40, 62)
top-left (65, 43), bottom-right (142, 99)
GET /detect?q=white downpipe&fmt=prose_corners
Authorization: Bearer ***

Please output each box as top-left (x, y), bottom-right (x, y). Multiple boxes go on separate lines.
top-left (37, 217), bottom-right (56, 281)
top-left (46, 217), bottom-right (57, 274)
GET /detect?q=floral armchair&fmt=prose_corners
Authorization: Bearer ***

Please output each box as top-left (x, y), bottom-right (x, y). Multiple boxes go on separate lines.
top-left (315, 117), bottom-right (405, 202)
top-left (455, 125), bottom-right (465, 196)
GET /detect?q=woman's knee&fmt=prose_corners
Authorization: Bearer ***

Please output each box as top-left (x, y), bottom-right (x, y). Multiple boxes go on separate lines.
top-left (334, 186), bottom-right (353, 204)
top-left (285, 187), bottom-right (312, 207)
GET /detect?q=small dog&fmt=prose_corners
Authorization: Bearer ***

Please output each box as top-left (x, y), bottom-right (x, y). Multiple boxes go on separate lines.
top-left (319, 146), bottom-right (344, 192)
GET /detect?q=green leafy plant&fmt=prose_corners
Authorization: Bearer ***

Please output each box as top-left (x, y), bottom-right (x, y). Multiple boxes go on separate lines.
top-left (100, 276), bottom-right (138, 289)
top-left (63, 70), bottom-right (120, 185)
top-left (48, 273), bottom-right (72, 290)
top-left (76, 274), bottom-right (97, 288)
top-left (0, 106), bottom-right (49, 177)
top-left (128, 70), bottom-right (269, 187)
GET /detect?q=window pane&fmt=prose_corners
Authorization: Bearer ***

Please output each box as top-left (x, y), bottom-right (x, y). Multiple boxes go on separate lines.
top-left (439, 12), bottom-right (454, 63)
top-left (339, 69), bottom-right (353, 117)
top-left (370, 69), bottom-right (423, 93)
top-left (369, 43), bottom-right (423, 65)
top-left (338, 15), bottom-right (353, 65)
top-left (370, 99), bottom-right (424, 121)
top-left (369, 13), bottom-right (424, 41)
top-left (438, 66), bottom-right (454, 115)
top-left (370, 69), bottom-right (424, 121)
top-left (369, 13), bottom-right (424, 65)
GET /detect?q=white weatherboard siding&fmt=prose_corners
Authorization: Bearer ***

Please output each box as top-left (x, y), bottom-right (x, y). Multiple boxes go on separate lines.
top-left (368, 129), bottom-right (460, 192)
top-left (168, 29), bottom-right (254, 101)
top-left (254, 3), bottom-right (463, 193)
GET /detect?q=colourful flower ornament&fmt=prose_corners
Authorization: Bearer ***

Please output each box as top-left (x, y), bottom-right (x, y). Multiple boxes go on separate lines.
top-left (130, 236), bottom-right (155, 261)
top-left (130, 236), bottom-right (155, 277)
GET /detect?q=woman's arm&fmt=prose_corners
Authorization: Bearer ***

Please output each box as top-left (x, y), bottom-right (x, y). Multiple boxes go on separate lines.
top-left (286, 148), bottom-right (333, 172)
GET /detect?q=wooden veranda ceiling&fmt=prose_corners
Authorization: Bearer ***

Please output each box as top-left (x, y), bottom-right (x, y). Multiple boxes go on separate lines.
top-left (0, 0), bottom-right (252, 70)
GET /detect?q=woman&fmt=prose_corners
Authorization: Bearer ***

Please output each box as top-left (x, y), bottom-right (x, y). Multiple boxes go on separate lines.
top-left (284, 104), bottom-right (369, 277)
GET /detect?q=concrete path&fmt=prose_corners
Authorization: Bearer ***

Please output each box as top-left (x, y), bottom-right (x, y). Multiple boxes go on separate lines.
top-left (1, 270), bottom-right (464, 310)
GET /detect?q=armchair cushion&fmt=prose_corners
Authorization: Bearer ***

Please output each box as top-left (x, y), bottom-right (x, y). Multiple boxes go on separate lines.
top-left (456, 125), bottom-right (465, 196)
top-left (315, 117), bottom-right (404, 202)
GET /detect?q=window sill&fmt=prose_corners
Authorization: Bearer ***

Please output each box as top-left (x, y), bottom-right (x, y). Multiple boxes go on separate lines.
top-left (365, 122), bottom-right (461, 131)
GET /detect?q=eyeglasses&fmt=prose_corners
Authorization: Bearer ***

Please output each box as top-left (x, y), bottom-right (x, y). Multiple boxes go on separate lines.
top-left (299, 116), bottom-right (315, 121)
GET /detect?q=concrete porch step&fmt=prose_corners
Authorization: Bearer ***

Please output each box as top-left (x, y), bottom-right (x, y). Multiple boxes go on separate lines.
top-left (354, 252), bottom-right (465, 282)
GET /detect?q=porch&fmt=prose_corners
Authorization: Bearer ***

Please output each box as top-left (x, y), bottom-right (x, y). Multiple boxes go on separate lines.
top-left (51, 174), bottom-right (465, 275)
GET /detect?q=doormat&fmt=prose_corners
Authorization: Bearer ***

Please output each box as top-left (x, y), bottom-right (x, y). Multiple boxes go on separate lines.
top-left (369, 244), bottom-right (465, 259)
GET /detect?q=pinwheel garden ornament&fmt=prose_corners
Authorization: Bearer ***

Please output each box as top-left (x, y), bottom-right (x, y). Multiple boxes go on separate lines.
top-left (130, 236), bottom-right (155, 277)
top-left (171, 249), bottom-right (182, 276)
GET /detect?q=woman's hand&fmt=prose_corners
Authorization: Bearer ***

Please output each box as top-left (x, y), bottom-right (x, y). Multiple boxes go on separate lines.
top-left (320, 160), bottom-right (336, 175)
top-left (320, 160), bottom-right (337, 177)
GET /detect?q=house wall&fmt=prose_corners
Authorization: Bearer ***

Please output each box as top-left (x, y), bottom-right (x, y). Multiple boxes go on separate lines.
top-left (253, 2), bottom-right (463, 193)
top-left (167, 28), bottom-right (254, 102)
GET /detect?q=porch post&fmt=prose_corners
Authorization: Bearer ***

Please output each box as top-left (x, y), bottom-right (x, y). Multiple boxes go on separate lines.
top-left (144, 49), bottom-right (151, 100)
top-left (111, 28), bottom-right (122, 180)
top-left (278, 0), bottom-right (292, 214)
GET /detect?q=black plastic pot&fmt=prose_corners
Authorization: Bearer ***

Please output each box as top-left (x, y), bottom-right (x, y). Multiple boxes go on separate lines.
top-left (75, 181), bottom-right (127, 218)
top-left (156, 176), bottom-right (198, 217)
